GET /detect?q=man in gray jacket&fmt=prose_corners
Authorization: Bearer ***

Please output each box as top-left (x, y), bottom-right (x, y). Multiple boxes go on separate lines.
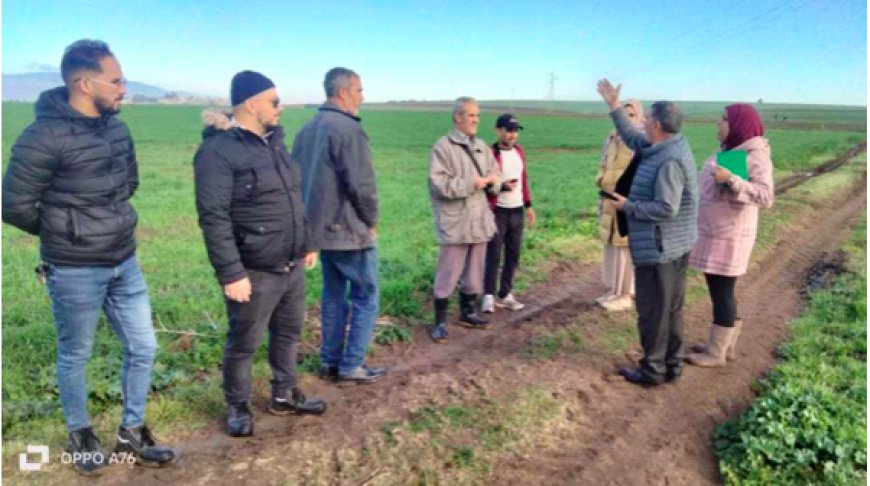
top-left (596, 79), bottom-right (698, 387)
top-left (293, 67), bottom-right (386, 383)
top-left (428, 97), bottom-right (511, 342)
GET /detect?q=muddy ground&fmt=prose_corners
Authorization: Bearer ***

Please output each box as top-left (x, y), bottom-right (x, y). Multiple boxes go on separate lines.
top-left (15, 154), bottom-right (867, 486)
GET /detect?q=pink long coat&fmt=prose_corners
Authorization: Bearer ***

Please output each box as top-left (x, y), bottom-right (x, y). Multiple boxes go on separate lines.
top-left (689, 136), bottom-right (774, 276)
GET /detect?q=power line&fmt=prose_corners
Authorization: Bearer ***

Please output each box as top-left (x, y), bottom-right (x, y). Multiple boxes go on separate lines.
top-left (681, 0), bottom-right (816, 58)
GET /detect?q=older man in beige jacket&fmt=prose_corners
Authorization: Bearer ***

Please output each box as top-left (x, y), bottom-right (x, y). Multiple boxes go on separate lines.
top-left (428, 97), bottom-right (513, 343)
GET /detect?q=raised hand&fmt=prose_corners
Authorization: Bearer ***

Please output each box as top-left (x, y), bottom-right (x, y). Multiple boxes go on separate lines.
top-left (596, 79), bottom-right (622, 110)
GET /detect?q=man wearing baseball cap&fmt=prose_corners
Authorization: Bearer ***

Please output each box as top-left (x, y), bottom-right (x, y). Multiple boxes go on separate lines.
top-left (481, 114), bottom-right (536, 313)
top-left (194, 71), bottom-right (325, 437)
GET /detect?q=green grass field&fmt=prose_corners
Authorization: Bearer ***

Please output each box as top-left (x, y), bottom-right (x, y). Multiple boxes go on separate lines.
top-left (1, 101), bottom-right (865, 444)
top-left (377, 100), bottom-right (868, 128)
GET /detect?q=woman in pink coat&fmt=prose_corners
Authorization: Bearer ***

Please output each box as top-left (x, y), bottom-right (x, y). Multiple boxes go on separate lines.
top-left (686, 104), bottom-right (774, 367)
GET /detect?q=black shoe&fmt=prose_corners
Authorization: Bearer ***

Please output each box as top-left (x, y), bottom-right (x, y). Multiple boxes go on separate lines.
top-left (68, 427), bottom-right (107, 476)
top-left (618, 367), bottom-right (664, 387)
top-left (666, 365), bottom-right (683, 383)
top-left (269, 387), bottom-right (327, 415)
top-left (459, 293), bottom-right (491, 329)
top-left (318, 365), bottom-right (339, 382)
top-left (227, 402), bottom-right (254, 437)
top-left (338, 366), bottom-right (386, 384)
top-left (431, 323), bottom-right (448, 343)
top-left (114, 424), bottom-right (176, 467)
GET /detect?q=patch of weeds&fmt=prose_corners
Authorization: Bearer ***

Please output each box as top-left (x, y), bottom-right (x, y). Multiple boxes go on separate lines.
top-left (523, 329), bottom-right (586, 359)
top-left (524, 334), bottom-right (562, 359)
top-left (595, 314), bottom-right (637, 355)
top-left (450, 446), bottom-right (476, 468)
top-left (407, 407), bottom-right (443, 433)
top-left (442, 405), bottom-right (477, 427)
top-left (374, 324), bottom-right (414, 345)
top-left (380, 420), bottom-right (402, 444)
top-left (297, 353), bottom-right (322, 375)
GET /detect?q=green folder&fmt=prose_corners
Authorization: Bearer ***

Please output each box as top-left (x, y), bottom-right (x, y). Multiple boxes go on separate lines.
top-left (716, 150), bottom-right (748, 180)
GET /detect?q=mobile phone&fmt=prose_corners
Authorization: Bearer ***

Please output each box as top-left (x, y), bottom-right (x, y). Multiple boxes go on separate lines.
top-left (599, 190), bottom-right (618, 201)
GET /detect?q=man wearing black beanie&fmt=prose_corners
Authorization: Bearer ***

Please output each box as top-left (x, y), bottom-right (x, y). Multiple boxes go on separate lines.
top-left (194, 71), bottom-right (326, 437)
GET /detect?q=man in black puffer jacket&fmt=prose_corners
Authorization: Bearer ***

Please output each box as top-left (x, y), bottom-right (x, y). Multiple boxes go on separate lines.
top-left (193, 71), bottom-right (326, 438)
top-left (2, 39), bottom-right (174, 476)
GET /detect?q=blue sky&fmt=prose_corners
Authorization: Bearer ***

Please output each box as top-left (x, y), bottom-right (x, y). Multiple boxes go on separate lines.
top-left (3, 0), bottom-right (867, 105)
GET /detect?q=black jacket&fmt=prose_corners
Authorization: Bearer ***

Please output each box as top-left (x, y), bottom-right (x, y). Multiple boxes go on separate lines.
top-left (2, 87), bottom-right (139, 266)
top-left (193, 111), bottom-right (308, 284)
top-left (292, 103), bottom-right (379, 250)
top-left (615, 151), bottom-right (642, 238)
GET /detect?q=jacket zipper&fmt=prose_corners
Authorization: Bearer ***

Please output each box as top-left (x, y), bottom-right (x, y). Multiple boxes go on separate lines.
top-left (267, 144), bottom-right (299, 258)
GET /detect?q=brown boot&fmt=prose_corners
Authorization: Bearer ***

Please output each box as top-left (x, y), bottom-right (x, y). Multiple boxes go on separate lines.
top-left (686, 324), bottom-right (734, 367)
top-left (690, 325), bottom-right (716, 354)
top-left (726, 318), bottom-right (742, 361)
top-left (691, 319), bottom-right (743, 360)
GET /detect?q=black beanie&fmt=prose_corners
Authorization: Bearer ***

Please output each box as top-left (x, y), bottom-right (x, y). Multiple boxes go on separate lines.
top-left (230, 70), bottom-right (275, 106)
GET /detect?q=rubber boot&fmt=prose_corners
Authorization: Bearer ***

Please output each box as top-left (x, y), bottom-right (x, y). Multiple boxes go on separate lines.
top-left (430, 298), bottom-right (449, 343)
top-left (458, 292), bottom-right (490, 329)
top-left (685, 324), bottom-right (734, 367)
top-left (727, 318), bottom-right (743, 361)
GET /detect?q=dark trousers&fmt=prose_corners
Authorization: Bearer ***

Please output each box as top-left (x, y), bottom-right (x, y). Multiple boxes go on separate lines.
top-left (484, 207), bottom-right (525, 298)
top-left (223, 264), bottom-right (305, 404)
top-left (634, 253), bottom-right (689, 376)
top-left (704, 273), bottom-right (737, 326)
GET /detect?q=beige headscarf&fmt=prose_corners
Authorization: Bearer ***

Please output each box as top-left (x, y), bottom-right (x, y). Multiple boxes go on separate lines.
top-left (622, 98), bottom-right (645, 129)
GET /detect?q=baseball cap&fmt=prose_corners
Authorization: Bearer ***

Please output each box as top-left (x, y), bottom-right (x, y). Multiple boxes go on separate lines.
top-left (495, 113), bottom-right (524, 131)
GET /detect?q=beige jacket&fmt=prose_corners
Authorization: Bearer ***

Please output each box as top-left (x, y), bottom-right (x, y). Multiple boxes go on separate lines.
top-left (429, 129), bottom-right (502, 245)
top-left (596, 130), bottom-right (635, 246)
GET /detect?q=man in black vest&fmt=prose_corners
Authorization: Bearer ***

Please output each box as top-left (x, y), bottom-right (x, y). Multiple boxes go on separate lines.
top-left (2, 39), bottom-right (174, 475)
top-left (194, 71), bottom-right (326, 438)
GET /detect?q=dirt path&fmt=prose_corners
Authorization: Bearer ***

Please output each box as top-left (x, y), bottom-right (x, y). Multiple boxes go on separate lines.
top-left (35, 158), bottom-right (866, 486)
top-left (505, 173), bottom-right (867, 486)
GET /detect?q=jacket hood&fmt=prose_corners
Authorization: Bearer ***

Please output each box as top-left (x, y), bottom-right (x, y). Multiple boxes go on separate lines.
top-left (35, 86), bottom-right (111, 125)
top-left (199, 108), bottom-right (285, 142)
top-left (201, 109), bottom-right (233, 140)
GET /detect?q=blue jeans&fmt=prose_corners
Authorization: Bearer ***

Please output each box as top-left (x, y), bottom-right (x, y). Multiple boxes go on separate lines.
top-left (320, 248), bottom-right (380, 375)
top-left (46, 256), bottom-right (156, 432)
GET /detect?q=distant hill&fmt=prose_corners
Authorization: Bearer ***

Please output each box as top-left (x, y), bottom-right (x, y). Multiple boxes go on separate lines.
top-left (2, 72), bottom-right (196, 101)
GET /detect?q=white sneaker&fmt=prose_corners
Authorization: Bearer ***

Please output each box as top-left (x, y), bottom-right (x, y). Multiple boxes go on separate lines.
top-left (602, 295), bottom-right (634, 312)
top-left (496, 293), bottom-right (525, 311)
top-left (481, 294), bottom-right (495, 313)
top-left (595, 293), bottom-right (615, 305)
